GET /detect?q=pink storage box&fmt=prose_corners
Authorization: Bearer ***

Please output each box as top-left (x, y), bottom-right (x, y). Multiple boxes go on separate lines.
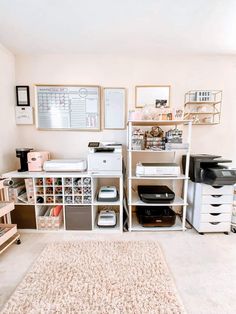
top-left (28, 151), bottom-right (50, 171)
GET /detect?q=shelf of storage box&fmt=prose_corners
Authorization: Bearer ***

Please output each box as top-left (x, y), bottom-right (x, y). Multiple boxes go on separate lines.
top-left (34, 176), bottom-right (92, 205)
top-left (184, 90), bottom-right (222, 125)
top-left (2, 171), bottom-right (123, 233)
top-left (127, 119), bottom-right (192, 232)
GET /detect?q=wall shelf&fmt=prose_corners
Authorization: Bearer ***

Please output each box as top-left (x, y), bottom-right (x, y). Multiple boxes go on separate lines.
top-left (184, 90), bottom-right (222, 125)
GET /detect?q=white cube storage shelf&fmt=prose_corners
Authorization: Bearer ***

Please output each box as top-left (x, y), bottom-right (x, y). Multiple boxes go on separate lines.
top-left (2, 171), bottom-right (123, 233)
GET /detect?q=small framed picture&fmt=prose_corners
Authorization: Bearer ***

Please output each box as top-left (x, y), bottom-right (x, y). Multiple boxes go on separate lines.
top-left (135, 85), bottom-right (170, 108)
top-left (16, 86), bottom-right (30, 106)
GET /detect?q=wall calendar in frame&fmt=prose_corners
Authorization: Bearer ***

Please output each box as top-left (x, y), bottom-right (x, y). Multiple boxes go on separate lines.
top-left (35, 85), bottom-right (101, 130)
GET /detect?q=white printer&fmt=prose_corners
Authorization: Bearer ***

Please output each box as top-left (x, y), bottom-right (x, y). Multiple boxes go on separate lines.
top-left (43, 159), bottom-right (87, 172)
top-left (136, 162), bottom-right (180, 177)
top-left (88, 142), bottom-right (122, 173)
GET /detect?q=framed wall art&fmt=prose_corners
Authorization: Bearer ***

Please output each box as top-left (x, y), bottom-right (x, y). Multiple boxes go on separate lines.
top-left (135, 85), bottom-right (171, 108)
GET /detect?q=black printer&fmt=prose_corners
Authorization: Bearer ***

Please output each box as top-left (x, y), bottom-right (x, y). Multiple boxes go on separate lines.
top-left (138, 185), bottom-right (175, 203)
top-left (182, 154), bottom-right (236, 186)
top-left (136, 206), bottom-right (176, 227)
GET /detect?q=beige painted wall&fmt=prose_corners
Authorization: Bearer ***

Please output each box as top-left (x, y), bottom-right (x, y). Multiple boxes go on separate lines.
top-left (0, 44), bottom-right (17, 173)
top-left (15, 54), bottom-right (236, 166)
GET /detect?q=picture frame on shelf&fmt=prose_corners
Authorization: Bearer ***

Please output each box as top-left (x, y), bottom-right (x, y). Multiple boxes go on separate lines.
top-left (135, 85), bottom-right (171, 108)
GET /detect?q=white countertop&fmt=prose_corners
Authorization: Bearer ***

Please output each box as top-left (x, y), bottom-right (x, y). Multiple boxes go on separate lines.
top-left (2, 170), bottom-right (123, 178)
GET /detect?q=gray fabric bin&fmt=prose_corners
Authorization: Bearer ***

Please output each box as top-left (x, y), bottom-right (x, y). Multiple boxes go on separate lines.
top-left (65, 205), bottom-right (92, 230)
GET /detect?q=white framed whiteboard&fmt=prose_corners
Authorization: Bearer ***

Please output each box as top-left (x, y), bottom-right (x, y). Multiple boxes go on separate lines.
top-left (35, 85), bottom-right (101, 130)
top-left (103, 87), bottom-right (126, 129)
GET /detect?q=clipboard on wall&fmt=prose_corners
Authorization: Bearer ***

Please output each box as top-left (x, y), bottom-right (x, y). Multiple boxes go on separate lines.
top-left (35, 85), bottom-right (101, 131)
top-left (103, 87), bottom-right (126, 130)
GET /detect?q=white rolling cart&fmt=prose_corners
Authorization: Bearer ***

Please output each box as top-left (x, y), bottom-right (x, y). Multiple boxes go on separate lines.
top-left (231, 185), bottom-right (236, 233)
top-left (127, 120), bottom-right (192, 232)
top-left (0, 179), bottom-right (21, 254)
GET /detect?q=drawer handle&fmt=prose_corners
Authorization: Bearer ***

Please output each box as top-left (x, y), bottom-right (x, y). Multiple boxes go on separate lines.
top-left (210, 204), bottom-right (221, 207)
top-left (212, 195), bottom-right (222, 198)
top-left (212, 186), bottom-right (223, 189)
top-left (210, 222), bottom-right (220, 225)
top-left (210, 213), bottom-right (220, 216)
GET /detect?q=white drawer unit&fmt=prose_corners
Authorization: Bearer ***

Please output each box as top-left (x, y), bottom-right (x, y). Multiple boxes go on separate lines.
top-left (202, 194), bottom-right (233, 204)
top-left (198, 222), bottom-right (231, 233)
top-left (202, 184), bottom-right (233, 195)
top-left (201, 204), bottom-right (232, 214)
top-left (200, 213), bottom-right (232, 223)
top-left (187, 181), bottom-right (234, 234)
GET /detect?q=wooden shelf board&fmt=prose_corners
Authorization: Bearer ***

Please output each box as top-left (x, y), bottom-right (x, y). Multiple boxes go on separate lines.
top-left (192, 123), bottom-right (219, 125)
top-left (185, 101), bottom-right (221, 105)
top-left (0, 201), bottom-right (14, 216)
top-left (0, 232), bottom-right (20, 254)
top-left (127, 120), bottom-right (191, 126)
top-left (0, 224), bottom-right (17, 247)
top-left (184, 112), bottom-right (219, 115)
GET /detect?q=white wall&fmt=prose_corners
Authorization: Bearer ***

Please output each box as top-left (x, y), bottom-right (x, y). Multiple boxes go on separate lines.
top-left (15, 54), bottom-right (236, 165)
top-left (0, 44), bottom-right (17, 173)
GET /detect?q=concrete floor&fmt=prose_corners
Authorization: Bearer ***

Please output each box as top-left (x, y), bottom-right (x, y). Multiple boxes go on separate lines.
top-left (0, 230), bottom-right (236, 314)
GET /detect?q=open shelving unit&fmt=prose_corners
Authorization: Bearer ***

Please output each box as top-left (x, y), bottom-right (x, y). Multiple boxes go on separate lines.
top-left (127, 119), bottom-right (192, 232)
top-left (2, 171), bottom-right (123, 234)
top-left (0, 179), bottom-right (20, 254)
top-left (184, 90), bottom-right (222, 125)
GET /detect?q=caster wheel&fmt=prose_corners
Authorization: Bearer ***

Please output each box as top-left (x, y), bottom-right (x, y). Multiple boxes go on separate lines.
top-left (16, 239), bottom-right (21, 245)
top-left (224, 232), bottom-right (229, 235)
top-left (232, 228), bottom-right (236, 233)
top-left (199, 232), bottom-right (204, 235)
